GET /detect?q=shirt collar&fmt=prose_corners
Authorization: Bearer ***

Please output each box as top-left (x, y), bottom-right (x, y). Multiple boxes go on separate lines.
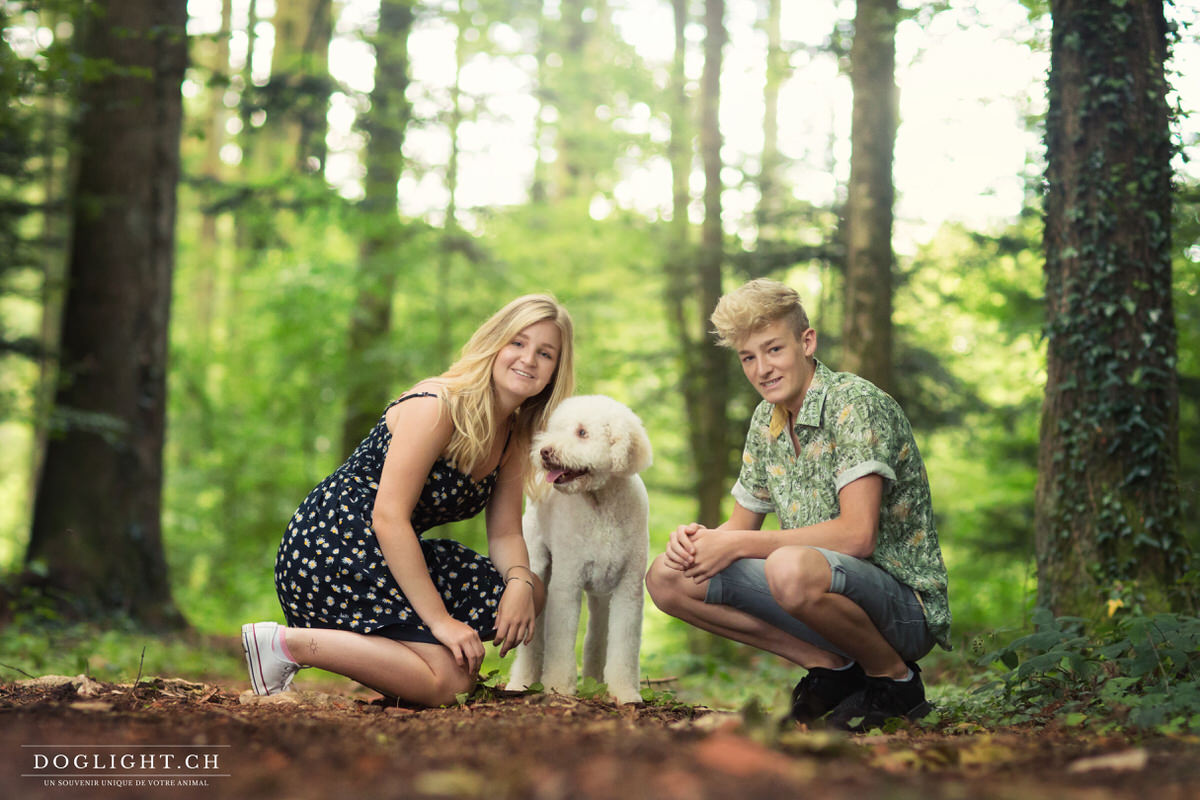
top-left (767, 359), bottom-right (831, 439)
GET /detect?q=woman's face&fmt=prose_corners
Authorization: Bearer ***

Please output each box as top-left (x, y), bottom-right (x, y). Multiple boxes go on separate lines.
top-left (491, 319), bottom-right (562, 407)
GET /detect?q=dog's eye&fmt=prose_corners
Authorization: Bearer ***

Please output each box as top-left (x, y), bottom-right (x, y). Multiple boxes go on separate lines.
top-left (576, 426), bottom-right (588, 438)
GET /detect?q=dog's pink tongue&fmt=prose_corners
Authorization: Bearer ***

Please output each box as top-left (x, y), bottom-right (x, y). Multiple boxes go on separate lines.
top-left (546, 469), bottom-right (567, 484)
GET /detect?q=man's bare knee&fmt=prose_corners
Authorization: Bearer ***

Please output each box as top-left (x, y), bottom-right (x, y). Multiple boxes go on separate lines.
top-left (646, 554), bottom-right (702, 614)
top-left (645, 554), bottom-right (675, 610)
top-left (764, 546), bottom-right (830, 612)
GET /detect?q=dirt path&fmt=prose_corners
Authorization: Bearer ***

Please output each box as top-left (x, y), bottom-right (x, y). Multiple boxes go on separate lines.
top-left (2, 675), bottom-right (1198, 799)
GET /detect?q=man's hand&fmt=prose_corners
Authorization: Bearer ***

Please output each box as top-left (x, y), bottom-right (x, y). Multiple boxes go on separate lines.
top-left (682, 527), bottom-right (743, 583)
top-left (664, 522), bottom-right (704, 570)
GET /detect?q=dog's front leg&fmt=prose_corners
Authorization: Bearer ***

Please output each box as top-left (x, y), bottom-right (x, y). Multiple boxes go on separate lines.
top-left (508, 536), bottom-right (550, 691)
top-left (507, 614), bottom-right (544, 691)
top-left (582, 592), bottom-right (609, 684)
top-left (602, 572), bottom-right (645, 704)
top-left (541, 578), bottom-right (583, 696)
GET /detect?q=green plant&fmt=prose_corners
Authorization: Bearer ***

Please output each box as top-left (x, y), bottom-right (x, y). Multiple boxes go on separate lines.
top-left (972, 607), bottom-right (1200, 733)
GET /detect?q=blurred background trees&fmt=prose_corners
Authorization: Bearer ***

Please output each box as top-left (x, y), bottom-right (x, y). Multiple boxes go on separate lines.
top-left (0, 0), bottom-right (1197, 660)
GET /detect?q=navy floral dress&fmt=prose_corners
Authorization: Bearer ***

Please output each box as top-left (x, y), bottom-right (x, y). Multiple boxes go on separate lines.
top-left (274, 393), bottom-right (508, 644)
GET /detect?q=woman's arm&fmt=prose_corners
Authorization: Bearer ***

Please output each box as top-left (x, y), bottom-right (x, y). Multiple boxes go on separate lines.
top-left (483, 446), bottom-right (540, 657)
top-left (372, 394), bottom-right (486, 675)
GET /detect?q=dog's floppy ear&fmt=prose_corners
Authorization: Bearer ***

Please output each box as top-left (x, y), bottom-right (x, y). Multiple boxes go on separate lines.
top-left (609, 409), bottom-right (653, 476)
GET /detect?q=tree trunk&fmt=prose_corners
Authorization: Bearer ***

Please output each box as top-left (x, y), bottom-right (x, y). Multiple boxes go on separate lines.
top-left (662, 0), bottom-right (698, 508)
top-left (756, 0), bottom-right (786, 237)
top-left (841, 0), bottom-right (896, 395)
top-left (1035, 0), bottom-right (1191, 616)
top-left (270, 0), bottom-right (333, 172)
top-left (29, 4), bottom-right (76, 529)
top-left (694, 0), bottom-right (730, 525)
top-left (661, 0), bottom-right (732, 527)
top-left (25, 0), bottom-right (189, 628)
top-left (340, 0), bottom-right (414, 455)
top-left (193, 0), bottom-right (232, 355)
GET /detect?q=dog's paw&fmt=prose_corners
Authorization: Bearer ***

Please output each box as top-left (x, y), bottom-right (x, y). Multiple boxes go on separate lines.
top-left (608, 685), bottom-right (642, 705)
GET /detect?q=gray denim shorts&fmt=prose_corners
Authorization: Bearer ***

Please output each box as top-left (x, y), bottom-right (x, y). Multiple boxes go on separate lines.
top-left (704, 547), bottom-right (935, 663)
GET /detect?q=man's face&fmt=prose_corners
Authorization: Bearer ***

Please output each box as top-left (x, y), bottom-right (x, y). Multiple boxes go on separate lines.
top-left (736, 319), bottom-right (817, 414)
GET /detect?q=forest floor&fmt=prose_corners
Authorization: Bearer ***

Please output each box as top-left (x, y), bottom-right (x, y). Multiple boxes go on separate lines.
top-left (2, 672), bottom-right (1199, 800)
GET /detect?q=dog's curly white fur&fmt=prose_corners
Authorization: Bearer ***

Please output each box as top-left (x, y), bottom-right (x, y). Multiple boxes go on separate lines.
top-left (508, 395), bottom-right (652, 704)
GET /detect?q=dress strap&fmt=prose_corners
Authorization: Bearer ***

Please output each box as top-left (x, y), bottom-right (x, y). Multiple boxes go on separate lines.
top-left (391, 391), bottom-right (440, 407)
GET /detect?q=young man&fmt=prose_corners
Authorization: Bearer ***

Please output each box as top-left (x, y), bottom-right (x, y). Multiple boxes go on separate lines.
top-left (645, 279), bottom-right (950, 730)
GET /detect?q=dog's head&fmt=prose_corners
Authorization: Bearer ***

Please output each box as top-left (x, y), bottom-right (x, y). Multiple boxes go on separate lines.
top-left (530, 395), bottom-right (652, 495)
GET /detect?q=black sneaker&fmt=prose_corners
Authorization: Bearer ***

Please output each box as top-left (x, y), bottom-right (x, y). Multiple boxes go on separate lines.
top-left (825, 662), bottom-right (932, 732)
top-left (788, 662), bottom-right (866, 725)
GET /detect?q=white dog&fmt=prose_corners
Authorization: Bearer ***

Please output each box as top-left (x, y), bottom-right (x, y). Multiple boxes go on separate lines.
top-left (508, 395), bottom-right (652, 704)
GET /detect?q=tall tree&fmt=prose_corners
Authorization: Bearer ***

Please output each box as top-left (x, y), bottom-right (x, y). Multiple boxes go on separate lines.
top-left (662, 0), bottom-right (730, 526)
top-left (1035, 0), bottom-right (1191, 616)
top-left (693, 0), bottom-right (731, 525)
top-left (340, 0), bottom-right (415, 455)
top-left (841, 0), bottom-right (897, 395)
top-left (191, 0), bottom-right (233, 356)
top-left (242, 0), bottom-right (333, 176)
top-left (756, 0), bottom-right (787, 237)
top-left (25, 0), bottom-right (189, 627)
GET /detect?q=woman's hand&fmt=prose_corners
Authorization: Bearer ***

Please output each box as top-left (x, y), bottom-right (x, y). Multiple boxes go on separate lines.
top-left (493, 578), bottom-right (536, 658)
top-left (428, 617), bottom-right (486, 677)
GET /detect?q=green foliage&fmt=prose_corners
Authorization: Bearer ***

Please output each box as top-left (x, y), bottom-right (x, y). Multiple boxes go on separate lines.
top-left (897, 216), bottom-right (1046, 640)
top-left (1174, 183), bottom-right (1200, 547)
top-left (0, 0), bottom-right (1195, 736)
top-left (968, 606), bottom-right (1200, 733)
top-left (576, 675), bottom-right (609, 700)
top-left (0, 604), bottom-right (245, 685)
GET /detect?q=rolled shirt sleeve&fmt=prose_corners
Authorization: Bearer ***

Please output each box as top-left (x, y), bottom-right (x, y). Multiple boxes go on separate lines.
top-left (830, 391), bottom-right (902, 491)
top-left (731, 406), bottom-right (776, 514)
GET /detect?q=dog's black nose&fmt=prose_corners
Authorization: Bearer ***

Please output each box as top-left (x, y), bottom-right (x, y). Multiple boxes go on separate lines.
top-left (540, 447), bottom-right (554, 461)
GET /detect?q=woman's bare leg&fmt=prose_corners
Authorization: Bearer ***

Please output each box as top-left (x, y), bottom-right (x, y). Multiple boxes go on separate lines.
top-left (283, 627), bottom-right (473, 706)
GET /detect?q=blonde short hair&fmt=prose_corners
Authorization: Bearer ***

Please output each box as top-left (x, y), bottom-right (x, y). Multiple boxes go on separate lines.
top-left (710, 278), bottom-right (810, 348)
top-left (440, 294), bottom-right (575, 493)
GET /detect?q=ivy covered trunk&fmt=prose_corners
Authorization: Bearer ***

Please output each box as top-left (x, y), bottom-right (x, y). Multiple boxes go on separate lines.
top-left (25, 0), bottom-right (188, 627)
top-left (1035, 0), bottom-right (1191, 616)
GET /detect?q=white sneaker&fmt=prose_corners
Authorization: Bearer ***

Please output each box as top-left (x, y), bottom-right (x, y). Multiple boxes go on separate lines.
top-left (241, 622), bottom-right (300, 695)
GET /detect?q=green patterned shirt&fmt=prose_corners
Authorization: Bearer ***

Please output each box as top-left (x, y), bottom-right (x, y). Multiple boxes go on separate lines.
top-left (731, 360), bottom-right (951, 649)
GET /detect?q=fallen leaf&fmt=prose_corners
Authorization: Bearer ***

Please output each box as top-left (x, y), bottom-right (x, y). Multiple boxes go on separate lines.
top-left (16, 675), bottom-right (76, 689)
top-left (237, 691), bottom-right (299, 705)
top-left (68, 701), bottom-right (113, 712)
top-left (692, 732), bottom-right (809, 780)
top-left (414, 768), bottom-right (485, 797)
top-left (1066, 748), bottom-right (1149, 773)
top-left (672, 711), bottom-right (740, 733)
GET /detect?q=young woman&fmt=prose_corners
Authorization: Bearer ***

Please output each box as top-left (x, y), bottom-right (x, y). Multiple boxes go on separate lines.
top-left (243, 294), bottom-right (575, 706)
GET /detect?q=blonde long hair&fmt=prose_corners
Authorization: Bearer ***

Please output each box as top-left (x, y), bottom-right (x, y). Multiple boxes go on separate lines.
top-left (438, 294), bottom-right (575, 493)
